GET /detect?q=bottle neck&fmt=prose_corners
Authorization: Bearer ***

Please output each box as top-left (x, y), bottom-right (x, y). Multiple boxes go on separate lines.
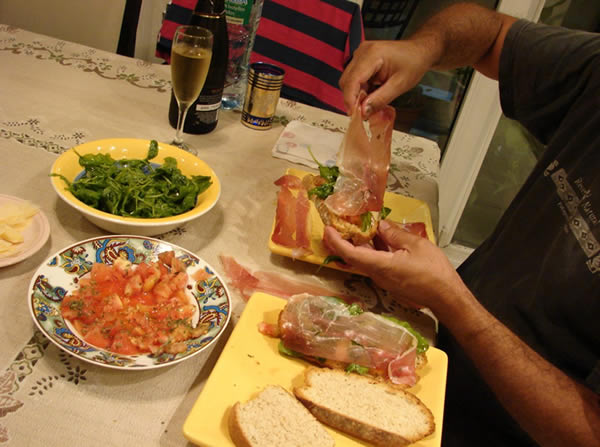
top-left (193, 0), bottom-right (225, 16)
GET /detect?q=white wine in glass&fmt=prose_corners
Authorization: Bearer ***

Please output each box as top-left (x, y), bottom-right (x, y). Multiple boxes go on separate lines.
top-left (171, 25), bottom-right (213, 147)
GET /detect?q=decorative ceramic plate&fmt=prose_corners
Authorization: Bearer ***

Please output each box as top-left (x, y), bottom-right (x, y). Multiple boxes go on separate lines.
top-left (0, 194), bottom-right (50, 268)
top-left (269, 168), bottom-right (436, 273)
top-left (50, 138), bottom-right (221, 236)
top-left (28, 236), bottom-right (231, 370)
top-left (183, 293), bottom-right (448, 447)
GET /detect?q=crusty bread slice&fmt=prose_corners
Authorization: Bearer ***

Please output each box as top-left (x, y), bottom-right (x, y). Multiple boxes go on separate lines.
top-left (315, 199), bottom-right (379, 245)
top-left (294, 367), bottom-right (435, 447)
top-left (228, 385), bottom-right (335, 447)
top-left (303, 173), bottom-right (379, 246)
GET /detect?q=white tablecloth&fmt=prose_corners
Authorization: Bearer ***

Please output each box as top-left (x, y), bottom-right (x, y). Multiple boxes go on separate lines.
top-left (0, 24), bottom-right (440, 446)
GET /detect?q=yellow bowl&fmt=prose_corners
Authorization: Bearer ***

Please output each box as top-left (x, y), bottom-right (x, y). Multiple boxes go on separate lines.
top-left (50, 138), bottom-right (221, 236)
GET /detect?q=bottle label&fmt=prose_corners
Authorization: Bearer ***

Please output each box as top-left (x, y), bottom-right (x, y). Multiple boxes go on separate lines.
top-left (191, 105), bottom-right (220, 125)
top-left (225, 0), bottom-right (253, 25)
top-left (195, 101), bottom-right (222, 112)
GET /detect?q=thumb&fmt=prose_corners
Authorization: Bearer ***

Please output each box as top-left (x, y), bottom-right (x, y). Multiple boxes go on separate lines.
top-left (363, 86), bottom-right (397, 117)
top-left (377, 220), bottom-right (415, 250)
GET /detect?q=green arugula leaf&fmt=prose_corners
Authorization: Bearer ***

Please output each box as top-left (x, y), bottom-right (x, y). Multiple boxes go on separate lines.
top-left (308, 183), bottom-right (335, 199)
top-left (318, 165), bottom-right (340, 183)
top-left (345, 363), bottom-right (370, 375)
top-left (381, 206), bottom-right (391, 220)
top-left (278, 341), bottom-right (303, 358)
top-left (146, 140), bottom-right (159, 161)
top-left (53, 141), bottom-right (212, 219)
top-left (306, 146), bottom-right (339, 199)
top-left (360, 212), bottom-right (372, 232)
top-left (381, 315), bottom-right (430, 354)
top-left (322, 255), bottom-right (347, 265)
top-left (347, 303), bottom-right (364, 316)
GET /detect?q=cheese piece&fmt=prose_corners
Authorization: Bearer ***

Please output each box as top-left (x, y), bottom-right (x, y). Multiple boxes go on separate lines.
top-left (0, 202), bottom-right (38, 225)
top-left (0, 201), bottom-right (39, 258)
top-left (0, 239), bottom-right (18, 256)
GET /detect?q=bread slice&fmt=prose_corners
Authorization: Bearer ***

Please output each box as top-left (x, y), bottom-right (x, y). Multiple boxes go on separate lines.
top-left (294, 368), bottom-right (435, 446)
top-left (228, 385), bottom-right (335, 447)
top-left (315, 199), bottom-right (379, 245)
top-left (303, 173), bottom-right (379, 245)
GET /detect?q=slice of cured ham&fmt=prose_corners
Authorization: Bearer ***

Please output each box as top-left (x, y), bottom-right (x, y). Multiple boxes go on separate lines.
top-left (278, 293), bottom-right (420, 386)
top-left (399, 222), bottom-right (428, 239)
top-left (271, 175), bottom-right (312, 257)
top-left (218, 255), bottom-right (360, 303)
top-left (324, 94), bottom-right (395, 217)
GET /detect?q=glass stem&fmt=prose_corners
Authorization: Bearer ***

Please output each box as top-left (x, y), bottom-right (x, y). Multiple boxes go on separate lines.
top-left (174, 100), bottom-right (191, 145)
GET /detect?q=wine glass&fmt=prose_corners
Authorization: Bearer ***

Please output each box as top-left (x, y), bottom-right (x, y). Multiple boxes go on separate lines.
top-left (170, 25), bottom-right (213, 147)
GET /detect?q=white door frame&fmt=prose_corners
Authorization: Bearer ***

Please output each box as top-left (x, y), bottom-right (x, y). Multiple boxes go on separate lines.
top-left (437, 0), bottom-right (546, 248)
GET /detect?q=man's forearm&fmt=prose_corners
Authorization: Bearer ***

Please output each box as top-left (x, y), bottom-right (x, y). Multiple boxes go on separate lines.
top-left (440, 290), bottom-right (600, 446)
top-left (408, 2), bottom-right (512, 77)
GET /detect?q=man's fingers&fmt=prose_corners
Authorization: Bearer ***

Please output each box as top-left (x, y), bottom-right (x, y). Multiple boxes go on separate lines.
top-left (340, 51), bottom-right (385, 115)
top-left (390, 293), bottom-right (422, 310)
top-left (339, 62), bottom-right (369, 114)
top-left (376, 220), bottom-right (418, 250)
top-left (323, 226), bottom-right (393, 272)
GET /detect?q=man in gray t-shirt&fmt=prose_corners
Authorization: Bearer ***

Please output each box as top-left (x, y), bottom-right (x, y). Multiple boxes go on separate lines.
top-left (441, 18), bottom-right (600, 446)
top-left (326, 3), bottom-right (600, 446)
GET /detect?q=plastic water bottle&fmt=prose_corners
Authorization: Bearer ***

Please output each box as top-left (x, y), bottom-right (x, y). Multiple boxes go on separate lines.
top-left (222, 0), bottom-right (264, 110)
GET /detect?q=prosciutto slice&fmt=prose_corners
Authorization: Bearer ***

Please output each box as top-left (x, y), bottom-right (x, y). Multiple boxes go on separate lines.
top-left (324, 94), bottom-right (395, 217)
top-left (218, 255), bottom-right (361, 303)
top-left (400, 222), bottom-right (428, 238)
top-left (278, 293), bottom-right (419, 386)
top-left (271, 175), bottom-right (312, 257)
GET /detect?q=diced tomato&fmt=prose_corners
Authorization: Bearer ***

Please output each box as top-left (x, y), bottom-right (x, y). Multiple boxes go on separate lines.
top-left (111, 331), bottom-right (140, 355)
top-left (124, 274), bottom-right (143, 296)
top-left (172, 272), bottom-right (188, 290)
top-left (135, 262), bottom-right (152, 278)
top-left (158, 250), bottom-right (175, 266)
top-left (85, 327), bottom-right (111, 349)
top-left (171, 257), bottom-right (186, 273)
top-left (153, 280), bottom-right (172, 301)
top-left (143, 272), bottom-right (160, 292)
top-left (258, 322), bottom-right (280, 338)
top-left (92, 263), bottom-right (118, 283)
top-left (151, 306), bottom-right (169, 321)
top-left (192, 269), bottom-right (211, 282)
top-left (59, 251), bottom-right (207, 356)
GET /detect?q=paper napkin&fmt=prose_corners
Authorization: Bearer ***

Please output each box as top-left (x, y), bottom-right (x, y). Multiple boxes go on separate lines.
top-left (272, 120), bottom-right (341, 168)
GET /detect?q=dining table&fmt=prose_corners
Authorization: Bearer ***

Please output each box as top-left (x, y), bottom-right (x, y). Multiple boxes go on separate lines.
top-left (0, 24), bottom-right (442, 446)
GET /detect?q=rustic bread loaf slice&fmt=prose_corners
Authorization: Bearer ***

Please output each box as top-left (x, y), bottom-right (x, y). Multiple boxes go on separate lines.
top-left (294, 367), bottom-right (435, 447)
top-left (228, 385), bottom-right (335, 447)
top-left (302, 173), bottom-right (380, 246)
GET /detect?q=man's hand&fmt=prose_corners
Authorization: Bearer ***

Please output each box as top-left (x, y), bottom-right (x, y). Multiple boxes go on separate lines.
top-left (339, 40), bottom-right (434, 117)
top-left (339, 3), bottom-right (510, 118)
top-left (323, 220), bottom-right (467, 314)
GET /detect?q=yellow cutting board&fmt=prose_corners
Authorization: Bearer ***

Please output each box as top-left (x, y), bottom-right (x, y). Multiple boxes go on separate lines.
top-left (268, 168), bottom-right (436, 273)
top-left (183, 292), bottom-right (447, 446)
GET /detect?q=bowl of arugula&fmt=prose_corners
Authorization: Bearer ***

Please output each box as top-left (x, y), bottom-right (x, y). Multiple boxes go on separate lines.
top-left (50, 138), bottom-right (220, 236)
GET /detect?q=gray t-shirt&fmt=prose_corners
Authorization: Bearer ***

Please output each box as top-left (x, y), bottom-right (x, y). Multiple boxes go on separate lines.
top-left (441, 19), bottom-right (600, 446)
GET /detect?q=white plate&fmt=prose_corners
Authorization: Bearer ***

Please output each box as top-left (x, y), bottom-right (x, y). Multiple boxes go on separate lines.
top-left (0, 194), bottom-right (50, 268)
top-left (28, 235), bottom-right (232, 370)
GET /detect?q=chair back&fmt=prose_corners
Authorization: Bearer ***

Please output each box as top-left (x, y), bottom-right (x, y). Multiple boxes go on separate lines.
top-left (0, 0), bottom-right (132, 55)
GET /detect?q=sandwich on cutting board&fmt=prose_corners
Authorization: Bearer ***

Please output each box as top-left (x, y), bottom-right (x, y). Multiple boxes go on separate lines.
top-left (230, 293), bottom-right (435, 446)
top-left (302, 90), bottom-right (395, 245)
